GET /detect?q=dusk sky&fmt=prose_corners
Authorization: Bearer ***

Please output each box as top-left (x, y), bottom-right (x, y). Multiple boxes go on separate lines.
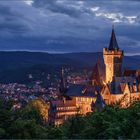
top-left (0, 0), bottom-right (140, 55)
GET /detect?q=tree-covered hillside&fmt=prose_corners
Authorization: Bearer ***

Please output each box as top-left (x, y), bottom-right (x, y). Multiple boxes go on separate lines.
top-left (0, 51), bottom-right (140, 84)
top-left (1, 99), bottom-right (140, 139)
top-left (0, 51), bottom-right (140, 71)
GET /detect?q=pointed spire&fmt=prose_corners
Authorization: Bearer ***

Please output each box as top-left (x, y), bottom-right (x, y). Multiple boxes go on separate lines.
top-left (90, 62), bottom-right (100, 86)
top-left (60, 67), bottom-right (65, 88)
top-left (59, 67), bottom-right (67, 94)
top-left (108, 25), bottom-right (119, 50)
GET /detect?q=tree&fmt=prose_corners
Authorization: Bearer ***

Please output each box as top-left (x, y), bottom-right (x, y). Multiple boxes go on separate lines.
top-left (0, 128), bottom-right (6, 138)
top-left (28, 98), bottom-right (49, 124)
top-left (8, 119), bottom-right (48, 139)
top-left (47, 127), bottom-right (63, 139)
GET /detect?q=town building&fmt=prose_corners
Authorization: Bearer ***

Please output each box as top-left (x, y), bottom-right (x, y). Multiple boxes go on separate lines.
top-left (49, 27), bottom-right (140, 125)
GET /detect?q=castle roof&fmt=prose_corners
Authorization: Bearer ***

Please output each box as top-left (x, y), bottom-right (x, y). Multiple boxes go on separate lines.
top-left (91, 61), bottom-right (105, 86)
top-left (108, 27), bottom-right (119, 50)
top-left (108, 76), bottom-right (140, 94)
top-left (66, 84), bottom-right (100, 97)
top-left (92, 93), bottom-right (106, 110)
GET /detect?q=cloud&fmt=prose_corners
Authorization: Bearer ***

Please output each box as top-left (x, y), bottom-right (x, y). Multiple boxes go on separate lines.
top-left (0, 3), bottom-right (30, 37)
top-left (32, 0), bottom-right (87, 18)
top-left (119, 36), bottom-right (140, 49)
top-left (32, 0), bottom-right (140, 25)
top-left (91, 7), bottom-right (100, 12)
top-left (126, 16), bottom-right (137, 24)
top-left (24, 0), bottom-right (34, 6)
top-left (94, 12), bottom-right (137, 24)
top-left (0, 0), bottom-right (140, 54)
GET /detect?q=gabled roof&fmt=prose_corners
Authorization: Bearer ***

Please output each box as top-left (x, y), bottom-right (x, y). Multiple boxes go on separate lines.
top-left (92, 62), bottom-right (101, 85)
top-left (92, 93), bottom-right (106, 110)
top-left (66, 84), bottom-right (99, 97)
top-left (119, 83), bottom-right (127, 93)
top-left (101, 84), bottom-right (111, 95)
top-left (108, 27), bottom-right (119, 50)
top-left (109, 76), bottom-right (139, 94)
top-left (90, 61), bottom-right (105, 86)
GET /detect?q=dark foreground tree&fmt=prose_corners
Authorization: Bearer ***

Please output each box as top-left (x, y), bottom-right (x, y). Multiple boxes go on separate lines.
top-left (61, 101), bottom-right (140, 139)
top-left (1, 99), bottom-right (140, 139)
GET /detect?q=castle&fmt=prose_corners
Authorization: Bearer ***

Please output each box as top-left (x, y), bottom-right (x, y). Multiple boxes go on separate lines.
top-left (49, 27), bottom-right (140, 125)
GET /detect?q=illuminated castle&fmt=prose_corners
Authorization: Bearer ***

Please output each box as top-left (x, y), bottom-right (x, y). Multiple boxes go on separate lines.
top-left (49, 27), bottom-right (140, 125)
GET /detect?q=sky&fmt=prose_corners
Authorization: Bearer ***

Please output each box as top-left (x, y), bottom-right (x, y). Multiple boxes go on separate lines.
top-left (0, 0), bottom-right (140, 55)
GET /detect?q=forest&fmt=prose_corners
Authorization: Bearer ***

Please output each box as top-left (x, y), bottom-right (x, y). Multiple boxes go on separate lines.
top-left (0, 98), bottom-right (140, 139)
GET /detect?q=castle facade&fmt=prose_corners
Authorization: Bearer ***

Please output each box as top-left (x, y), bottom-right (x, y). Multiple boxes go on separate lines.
top-left (49, 27), bottom-right (140, 125)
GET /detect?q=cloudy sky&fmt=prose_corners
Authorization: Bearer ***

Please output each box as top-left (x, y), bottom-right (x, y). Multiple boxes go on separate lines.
top-left (0, 0), bottom-right (140, 55)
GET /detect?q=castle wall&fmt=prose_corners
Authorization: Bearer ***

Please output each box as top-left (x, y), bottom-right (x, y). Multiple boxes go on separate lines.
top-left (49, 96), bottom-right (96, 125)
top-left (75, 97), bottom-right (96, 114)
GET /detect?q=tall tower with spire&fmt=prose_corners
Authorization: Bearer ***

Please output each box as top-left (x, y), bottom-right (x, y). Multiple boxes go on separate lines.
top-left (103, 26), bottom-right (123, 83)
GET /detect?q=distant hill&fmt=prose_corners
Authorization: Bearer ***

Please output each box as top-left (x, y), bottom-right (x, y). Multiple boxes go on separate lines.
top-left (0, 51), bottom-right (140, 83)
top-left (0, 51), bottom-right (102, 71)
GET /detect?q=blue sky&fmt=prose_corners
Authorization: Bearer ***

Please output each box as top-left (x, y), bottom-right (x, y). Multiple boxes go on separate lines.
top-left (0, 0), bottom-right (140, 55)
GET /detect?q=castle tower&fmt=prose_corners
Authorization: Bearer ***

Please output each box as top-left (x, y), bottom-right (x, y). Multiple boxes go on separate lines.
top-left (103, 27), bottom-right (123, 83)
